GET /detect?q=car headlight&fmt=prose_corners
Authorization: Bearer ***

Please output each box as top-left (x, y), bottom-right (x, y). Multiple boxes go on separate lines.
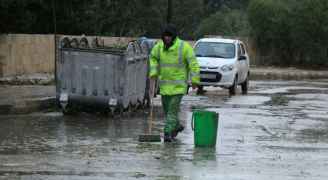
top-left (221, 64), bottom-right (234, 72)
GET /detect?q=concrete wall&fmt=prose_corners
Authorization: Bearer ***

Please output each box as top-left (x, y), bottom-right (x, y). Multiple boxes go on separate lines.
top-left (0, 34), bottom-right (258, 77)
top-left (0, 34), bottom-right (140, 77)
top-left (0, 34), bottom-right (55, 77)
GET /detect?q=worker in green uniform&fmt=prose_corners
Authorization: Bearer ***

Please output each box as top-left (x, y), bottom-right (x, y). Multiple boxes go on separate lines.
top-left (149, 24), bottom-right (200, 142)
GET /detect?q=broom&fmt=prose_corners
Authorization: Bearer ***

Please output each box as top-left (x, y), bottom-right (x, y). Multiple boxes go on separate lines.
top-left (138, 79), bottom-right (161, 142)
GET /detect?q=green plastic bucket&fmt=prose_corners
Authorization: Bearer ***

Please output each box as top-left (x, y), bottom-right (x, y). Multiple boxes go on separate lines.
top-left (192, 110), bottom-right (219, 147)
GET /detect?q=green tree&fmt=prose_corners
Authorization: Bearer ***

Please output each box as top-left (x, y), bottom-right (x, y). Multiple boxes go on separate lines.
top-left (0, 0), bottom-right (250, 41)
top-left (248, 0), bottom-right (328, 66)
top-left (292, 0), bottom-right (328, 66)
top-left (171, 0), bottom-right (204, 39)
top-left (195, 7), bottom-right (249, 38)
top-left (248, 0), bottom-right (294, 65)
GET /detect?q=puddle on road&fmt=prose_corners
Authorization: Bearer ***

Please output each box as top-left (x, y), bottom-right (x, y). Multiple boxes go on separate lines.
top-left (1, 80), bottom-right (328, 179)
top-left (256, 86), bottom-right (328, 95)
top-left (296, 128), bottom-right (328, 143)
top-left (252, 80), bottom-right (328, 88)
top-left (0, 110), bottom-right (165, 155)
top-left (264, 94), bottom-right (290, 106)
top-left (225, 95), bottom-right (271, 106)
top-left (288, 93), bottom-right (328, 100)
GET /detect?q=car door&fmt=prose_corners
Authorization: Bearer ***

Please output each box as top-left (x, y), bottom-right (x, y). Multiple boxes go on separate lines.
top-left (240, 42), bottom-right (249, 80)
top-left (237, 43), bottom-right (248, 83)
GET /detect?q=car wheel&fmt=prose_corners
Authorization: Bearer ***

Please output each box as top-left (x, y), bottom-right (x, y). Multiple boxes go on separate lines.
top-left (62, 104), bottom-right (74, 115)
top-left (241, 75), bottom-right (249, 95)
top-left (229, 76), bottom-right (238, 96)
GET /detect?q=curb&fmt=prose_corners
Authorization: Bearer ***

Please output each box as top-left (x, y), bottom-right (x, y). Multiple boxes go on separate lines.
top-left (0, 74), bottom-right (55, 85)
top-left (0, 97), bottom-right (57, 115)
top-left (250, 68), bottom-right (328, 80)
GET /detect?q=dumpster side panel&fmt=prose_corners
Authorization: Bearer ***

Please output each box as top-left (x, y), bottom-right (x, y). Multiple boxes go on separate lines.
top-left (59, 49), bottom-right (126, 107)
top-left (56, 37), bottom-right (149, 113)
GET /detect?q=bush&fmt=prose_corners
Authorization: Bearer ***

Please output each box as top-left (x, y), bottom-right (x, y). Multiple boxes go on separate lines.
top-left (195, 7), bottom-right (249, 39)
top-left (248, 0), bottom-right (328, 67)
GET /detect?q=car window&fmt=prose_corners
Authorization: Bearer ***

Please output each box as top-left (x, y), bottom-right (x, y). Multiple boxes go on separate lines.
top-left (240, 43), bottom-right (246, 55)
top-left (237, 44), bottom-right (242, 57)
top-left (194, 42), bottom-right (235, 59)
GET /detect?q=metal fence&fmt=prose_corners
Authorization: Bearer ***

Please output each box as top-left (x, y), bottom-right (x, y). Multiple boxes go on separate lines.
top-left (56, 36), bottom-right (150, 114)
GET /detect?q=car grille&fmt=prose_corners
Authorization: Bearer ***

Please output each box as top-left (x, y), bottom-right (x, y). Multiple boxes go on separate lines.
top-left (200, 71), bottom-right (222, 82)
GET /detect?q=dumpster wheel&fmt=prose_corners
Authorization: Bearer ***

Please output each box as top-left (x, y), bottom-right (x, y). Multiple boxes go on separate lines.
top-left (62, 104), bottom-right (75, 115)
top-left (113, 104), bottom-right (124, 117)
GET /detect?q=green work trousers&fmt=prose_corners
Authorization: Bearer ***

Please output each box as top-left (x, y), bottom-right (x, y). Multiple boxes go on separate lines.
top-left (161, 94), bottom-right (183, 134)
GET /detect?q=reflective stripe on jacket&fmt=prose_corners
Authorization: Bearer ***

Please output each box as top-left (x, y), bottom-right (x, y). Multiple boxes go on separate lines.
top-left (149, 38), bottom-right (200, 95)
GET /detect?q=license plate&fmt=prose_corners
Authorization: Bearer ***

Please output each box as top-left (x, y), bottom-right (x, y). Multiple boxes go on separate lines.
top-left (200, 73), bottom-right (216, 79)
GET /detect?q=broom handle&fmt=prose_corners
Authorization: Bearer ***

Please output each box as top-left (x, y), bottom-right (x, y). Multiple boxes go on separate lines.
top-left (148, 79), bottom-right (156, 133)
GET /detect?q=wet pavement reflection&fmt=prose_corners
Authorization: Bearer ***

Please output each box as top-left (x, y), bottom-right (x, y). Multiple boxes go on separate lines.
top-left (1, 80), bottom-right (328, 179)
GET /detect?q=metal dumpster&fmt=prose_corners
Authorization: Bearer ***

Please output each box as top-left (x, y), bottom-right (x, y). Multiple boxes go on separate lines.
top-left (56, 36), bottom-right (150, 114)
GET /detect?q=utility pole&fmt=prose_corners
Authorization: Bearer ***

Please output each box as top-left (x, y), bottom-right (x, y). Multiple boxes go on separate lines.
top-left (52, 0), bottom-right (58, 101)
top-left (167, 0), bottom-right (172, 24)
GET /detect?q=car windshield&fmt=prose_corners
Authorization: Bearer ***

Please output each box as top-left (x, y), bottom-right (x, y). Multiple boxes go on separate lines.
top-left (194, 42), bottom-right (235, 59)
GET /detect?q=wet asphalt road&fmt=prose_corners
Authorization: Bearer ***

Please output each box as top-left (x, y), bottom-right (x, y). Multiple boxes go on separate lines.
top-left (0, 79), bottom-right (328, 180)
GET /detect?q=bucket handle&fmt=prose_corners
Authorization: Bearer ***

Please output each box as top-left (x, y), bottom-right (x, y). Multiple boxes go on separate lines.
top-left (191, 113), bottom-right (194, 131)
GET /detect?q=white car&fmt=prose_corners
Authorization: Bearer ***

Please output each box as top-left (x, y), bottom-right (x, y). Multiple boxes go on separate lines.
top-left (193, 38), bottom-right (250, 95)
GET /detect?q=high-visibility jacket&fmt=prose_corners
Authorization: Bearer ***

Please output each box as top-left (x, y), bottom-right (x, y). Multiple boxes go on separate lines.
top-left (149, 37), bottom-right (200, 95)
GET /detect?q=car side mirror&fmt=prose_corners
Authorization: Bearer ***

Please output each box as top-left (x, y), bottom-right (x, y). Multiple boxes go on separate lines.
top-left (238, 55), bottom-right (246, 61)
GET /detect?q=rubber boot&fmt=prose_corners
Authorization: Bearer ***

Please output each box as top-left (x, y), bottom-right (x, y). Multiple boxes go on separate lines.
top-left (172, 124), bottom-right (184, 138)
top-left (164, 133), bottom-right (175, 142)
